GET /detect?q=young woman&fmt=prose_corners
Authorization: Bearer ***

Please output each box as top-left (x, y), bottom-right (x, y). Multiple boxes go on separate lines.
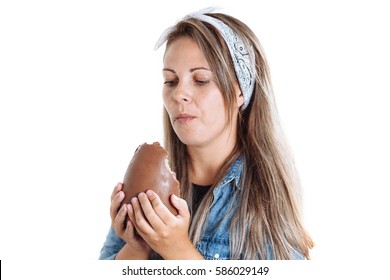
top-left (99, 7), bottom-right (314, 260)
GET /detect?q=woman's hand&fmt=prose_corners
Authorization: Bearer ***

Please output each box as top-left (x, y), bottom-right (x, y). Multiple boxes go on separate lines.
top-left (128, 190), bottom-right (204, 260)
top-left (109, 183), bottom-right (151, 259)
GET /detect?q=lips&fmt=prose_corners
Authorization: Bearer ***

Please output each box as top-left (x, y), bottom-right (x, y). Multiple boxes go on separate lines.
top-left (173, 113), bottom-right (196, 124)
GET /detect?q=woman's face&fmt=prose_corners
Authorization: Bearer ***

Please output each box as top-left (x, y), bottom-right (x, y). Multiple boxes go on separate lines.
top-left (162, 36), bottom-right (243, 148)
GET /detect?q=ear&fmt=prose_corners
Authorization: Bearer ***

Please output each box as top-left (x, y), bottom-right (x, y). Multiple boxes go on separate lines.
top-left (234, 83), bottom-right (244, 108)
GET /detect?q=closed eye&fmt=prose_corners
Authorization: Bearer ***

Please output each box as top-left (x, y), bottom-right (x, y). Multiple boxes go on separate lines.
top-left (164, 80), bottom-right (178, 87)
top-left (195, 80), bottom-right (209, 85)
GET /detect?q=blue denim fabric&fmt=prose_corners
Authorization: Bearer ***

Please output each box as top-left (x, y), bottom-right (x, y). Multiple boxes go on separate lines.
top-left (98, 156), bottom-right (304, 260)
top-left (98, 227), bottom-right (125, 260)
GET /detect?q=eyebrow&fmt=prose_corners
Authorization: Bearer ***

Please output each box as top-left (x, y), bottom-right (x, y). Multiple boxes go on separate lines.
top-left (162, 67), bottom-right (211, 73)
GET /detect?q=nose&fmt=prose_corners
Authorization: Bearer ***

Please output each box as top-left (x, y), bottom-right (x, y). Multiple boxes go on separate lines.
top-left (173, 81), bottom-right (191, 103)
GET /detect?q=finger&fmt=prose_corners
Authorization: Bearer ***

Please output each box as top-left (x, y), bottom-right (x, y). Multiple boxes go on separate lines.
top-left (145, 190), bottom-right (174, 222)
top-left (127, 204), bottom-right (142, 238)
top-left (127, 204), bottom-right (136, 225)
top-left (110, 190), bottom-right (125, 220)
top-left (138, 192), bottom-right (166, 229)
top-left (124, 219), bottom-right (136, 239)
top-left (109, 182), bottom-right (124, 219)
top-left (113, 204), bottom-right (127, 233)
top-left (110, 182), bottom-right (123, 201)
top-left (170, 194), bottom-right (190, 219)
top-left (131, 197), bottom-right (153, 235)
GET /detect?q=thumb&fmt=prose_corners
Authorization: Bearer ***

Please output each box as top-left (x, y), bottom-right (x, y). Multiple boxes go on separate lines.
top-left (170, 194), bottom-right (190, 218)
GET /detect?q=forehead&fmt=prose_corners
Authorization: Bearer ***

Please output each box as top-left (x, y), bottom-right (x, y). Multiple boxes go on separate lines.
top-left (163, 37), bottom-right (208, 67)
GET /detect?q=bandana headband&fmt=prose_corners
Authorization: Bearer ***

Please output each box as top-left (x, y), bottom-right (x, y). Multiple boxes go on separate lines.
top-left (155, 7), bottom-right (255, 110)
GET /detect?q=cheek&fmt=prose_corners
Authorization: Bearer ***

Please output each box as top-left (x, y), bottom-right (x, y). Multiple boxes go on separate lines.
top-left (206, 91), bottom-right (225, 112)
top-left (162, 89), bottom-right (168, 103)
top-left (162, 93), bottom-right (172, 113)
top-left (200, 98), bottom-right (227, 125)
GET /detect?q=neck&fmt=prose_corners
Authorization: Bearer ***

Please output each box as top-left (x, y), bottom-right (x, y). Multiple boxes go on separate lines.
top-left (187, 133), bottom-right (237, 186)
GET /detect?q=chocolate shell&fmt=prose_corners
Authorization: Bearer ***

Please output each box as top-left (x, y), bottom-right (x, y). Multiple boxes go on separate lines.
top-left (121, 142), bottom-right (180, 215)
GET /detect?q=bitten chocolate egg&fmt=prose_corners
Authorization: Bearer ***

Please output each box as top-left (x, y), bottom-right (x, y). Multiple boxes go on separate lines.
top-left (121, 142), bottom-right (180, 215)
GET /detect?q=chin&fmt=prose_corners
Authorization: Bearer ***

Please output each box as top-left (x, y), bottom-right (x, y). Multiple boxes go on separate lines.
top-left (177, 136), bottom-right (207, 148)
top-left (173, 129), bottom-right (211, 147)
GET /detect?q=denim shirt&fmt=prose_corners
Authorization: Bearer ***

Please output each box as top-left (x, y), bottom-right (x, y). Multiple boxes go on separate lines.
top-left (98, 156), bottom-right (304, 260)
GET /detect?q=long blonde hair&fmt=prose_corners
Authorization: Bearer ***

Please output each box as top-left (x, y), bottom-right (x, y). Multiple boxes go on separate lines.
top-left (162, 13), bottom-right (314, 259)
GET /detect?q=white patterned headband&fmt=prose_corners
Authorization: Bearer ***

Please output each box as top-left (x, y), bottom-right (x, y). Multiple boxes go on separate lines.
top-left (154, 7), bottom-right (256, 110)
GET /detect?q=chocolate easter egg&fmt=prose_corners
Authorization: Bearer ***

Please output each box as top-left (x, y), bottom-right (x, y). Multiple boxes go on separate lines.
top-left (121, 142), bottom-right (180, 215)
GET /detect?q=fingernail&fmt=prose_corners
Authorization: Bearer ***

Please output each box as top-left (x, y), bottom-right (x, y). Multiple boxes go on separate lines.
top-left (146, 190), bottom-right (153, 196)
top-left (172, 194), bottom-right (179, 202)
top-left (138, 192), bottom-right (145, 198)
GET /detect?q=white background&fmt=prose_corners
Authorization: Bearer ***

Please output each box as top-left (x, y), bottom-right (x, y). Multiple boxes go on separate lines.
top-left (1, 0), bottom-right (389, 278)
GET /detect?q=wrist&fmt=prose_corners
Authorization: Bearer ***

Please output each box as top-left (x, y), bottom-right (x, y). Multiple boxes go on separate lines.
top-left (115, 244), bottom-right (151, 260)
top-left (161, 240), bottom-right (204, 260)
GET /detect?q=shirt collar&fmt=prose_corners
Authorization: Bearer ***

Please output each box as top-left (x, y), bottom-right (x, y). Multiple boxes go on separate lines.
top-left (217, 155), bottom-right (243, 190)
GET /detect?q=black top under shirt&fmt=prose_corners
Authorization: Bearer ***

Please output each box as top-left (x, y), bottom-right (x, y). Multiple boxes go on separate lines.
top-left (192, 183), bottom-right (212, 214)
